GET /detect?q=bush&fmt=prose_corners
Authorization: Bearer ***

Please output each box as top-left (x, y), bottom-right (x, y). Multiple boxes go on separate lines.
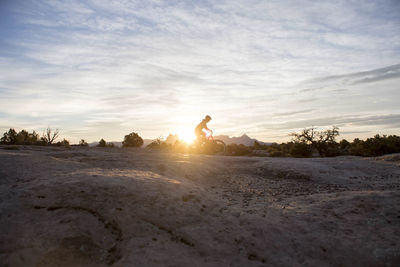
top-left (97, 138), bottom-right (107, 147)
top-left (122, 132), bottom-right (143, 147)
top-left (253, 140), bottom-right (268, 150)
top-left (269, 150), bottom-right (285, 157)
top-left (56, 138), bottom-right (70, 148)
top-left (339, 139), bottom-right (350, 154)
top-left (349, 135), bottom-right (400, 157)
top-left (79, 139), bottom-right (88, 147)
top-left (147, 138), bottom-right (165, 149)
top-left (1, 129), bottom-right (40, 145)
top-left (97, 138), bottom-right (115, 147)
top-left (226, 143), bottom-right (252, 156)
top-left (290, 142), bottom-right (312, 157)
top-left (1, 129), bottom-right (17, 144)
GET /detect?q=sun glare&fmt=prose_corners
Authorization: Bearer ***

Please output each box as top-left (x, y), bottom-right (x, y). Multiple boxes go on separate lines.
top-left (176, 129), bottom-right (196, 144)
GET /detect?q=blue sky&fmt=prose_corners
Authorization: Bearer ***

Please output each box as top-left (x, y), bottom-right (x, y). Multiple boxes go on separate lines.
top-left (0, 0), bottom-right (399, 143)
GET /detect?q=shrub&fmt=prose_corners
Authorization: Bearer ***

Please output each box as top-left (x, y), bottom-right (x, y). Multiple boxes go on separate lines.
top-left (1, 129), bottom-right (39, 145)
top-left (1, 129), bottom-right (17, 144)
top-left (56, 138), bottom-right (70, 148)
top-left (97, 139), bottom-right (115, 147)
top-left (226, 143), bottom-right (252, 156)
top-left (253, 140), bottom-right (268, 150)
top-left (339, 139), bottom-right (350, 154)
top-left (122, 132), bottom-right (143, 147)
top-left (269, 150), bottom-right (285, 157)
top-left (97, 139), bottom-right (107, 147)
top-left (290, 142), bottom-right (312, 157)
top-left (349, 135), bottom-right (400, 157)
top-left (79, 139), bottom-right (88, 147)
top-left (147, 138), bottom-right (164, 149)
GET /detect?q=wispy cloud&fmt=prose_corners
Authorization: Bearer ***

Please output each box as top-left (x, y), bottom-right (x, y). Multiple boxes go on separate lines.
top-left (270, 114), bottom-right (400, 130)
top-left (273, 109), bottom-right (314, 117)
top-left (301, 64), bottom-right (400, 88)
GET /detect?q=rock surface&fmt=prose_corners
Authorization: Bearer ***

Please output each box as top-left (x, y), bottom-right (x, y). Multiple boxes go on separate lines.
top-left (1, 146), bottom-right (400, 266)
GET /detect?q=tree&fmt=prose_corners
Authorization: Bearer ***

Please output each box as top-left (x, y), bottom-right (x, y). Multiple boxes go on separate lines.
top-left (28, 131), bottom-right (39, 144)
top-left (1, 129), bottom-right (17, 144)
top-left (290, 126), bottom-right (340, 157)
top-left (97, 138), bottom-right (107, 147)
top-left (16, 130), bottom-right (29, 144)
top-left (1, 129), bottom-right (40, 145)
top-left (42, 127), bottom-right (59, 145)
top-left (348, 134), bottom-right (400, 157)
top-left (122, 132), bottom-right (143, 147)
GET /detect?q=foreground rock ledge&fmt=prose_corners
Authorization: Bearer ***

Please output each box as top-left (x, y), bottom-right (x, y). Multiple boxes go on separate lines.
top-left (0, 146), bottom-right (399, 266)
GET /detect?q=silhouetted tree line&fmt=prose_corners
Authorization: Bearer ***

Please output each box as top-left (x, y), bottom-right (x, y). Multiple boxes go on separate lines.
top-left (0, 127), bottom-right (70, 147)
top-left (266, 127), bottom-right (400, 158)
top-left (2, 127), bottom-right (399, 157)
top-left (144, 126), bottom-right (400, 158)
top-left (95, 132), bottom-right (144, 148)
top-left (0, 128), bottom-right (144, 149)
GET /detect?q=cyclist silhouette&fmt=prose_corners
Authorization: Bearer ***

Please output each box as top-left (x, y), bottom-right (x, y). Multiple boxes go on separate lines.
top-left (195, 115), bottom-right (211, 141)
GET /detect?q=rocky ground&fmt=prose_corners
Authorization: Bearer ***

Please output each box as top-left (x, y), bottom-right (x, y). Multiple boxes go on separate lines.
top-left (0, 145), bottom-right (399, 266)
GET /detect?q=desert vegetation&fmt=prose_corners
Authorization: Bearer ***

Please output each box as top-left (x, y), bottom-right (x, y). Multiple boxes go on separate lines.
top-left (97, 138), bottom-right (114, 147)
top-left (2, 126), bottom-right (400, 157)
top-left (143, 126), bottom-right (400, 157)
top-left (122, 132), bottom-right (143, 147)
top-left (0, 127), bottom-right (69, 147)
top-left (260, 128), bottom-right (400, 158)
top-left (78, 139), bottom-right (89, 147)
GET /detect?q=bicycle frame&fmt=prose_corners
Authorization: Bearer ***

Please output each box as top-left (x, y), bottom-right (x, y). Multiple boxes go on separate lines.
top-left (202, 128), bottom-right (214, 141)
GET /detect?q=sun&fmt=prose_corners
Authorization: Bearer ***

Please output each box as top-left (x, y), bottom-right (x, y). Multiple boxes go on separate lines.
top-left (176, 128), bottom-right (196, 144)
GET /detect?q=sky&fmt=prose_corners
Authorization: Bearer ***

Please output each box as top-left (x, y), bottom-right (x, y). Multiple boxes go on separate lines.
top-left (0, 0), bottom-right (399, 143)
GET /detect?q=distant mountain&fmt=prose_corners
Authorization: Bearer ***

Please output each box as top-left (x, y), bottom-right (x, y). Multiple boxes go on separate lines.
top-left (214, 134), bottom-right (271, 146)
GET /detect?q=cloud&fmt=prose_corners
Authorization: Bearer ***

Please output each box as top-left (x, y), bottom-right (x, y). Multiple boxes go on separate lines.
top-left (1, 0), bottom-right (400, 142)
top-left (340, 130), bottom-right (371, 135)
top-left (273, 109), bottom-right (314, 117)
top-left (259, 114), bottom-right (400, 130)
top-left (300, 64), bottom-right (400, 93)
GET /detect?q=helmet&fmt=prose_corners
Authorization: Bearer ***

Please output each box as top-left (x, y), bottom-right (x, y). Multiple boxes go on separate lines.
top-left (205, 115), bottom-right (212, 120)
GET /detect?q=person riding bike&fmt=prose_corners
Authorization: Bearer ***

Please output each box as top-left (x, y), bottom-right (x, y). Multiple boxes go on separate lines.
top-left (195, 115), bottom-right (212, 141)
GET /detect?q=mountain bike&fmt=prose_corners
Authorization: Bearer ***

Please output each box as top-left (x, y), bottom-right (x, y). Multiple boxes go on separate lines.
top-left (196, 129), bottom-right (226, 155)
